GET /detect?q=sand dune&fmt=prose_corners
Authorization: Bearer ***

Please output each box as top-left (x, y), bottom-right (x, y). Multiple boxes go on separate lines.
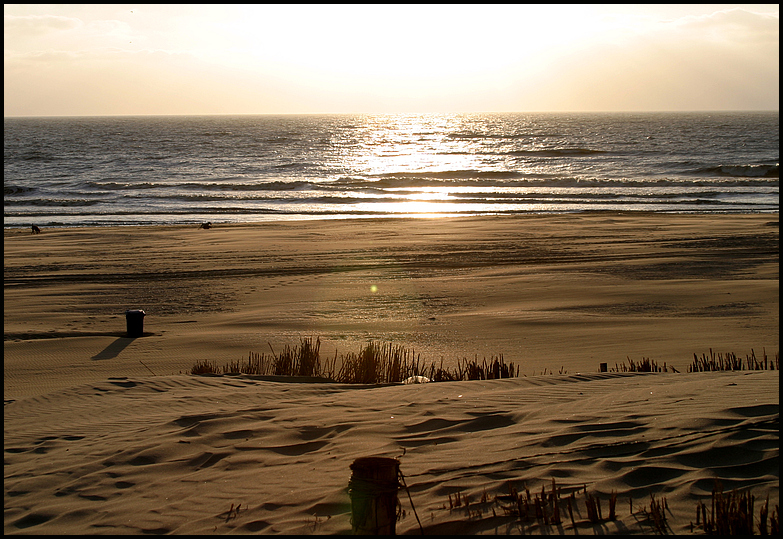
top-left (4, 214), bottom-right (779, 534)
top-left (4, 371), bottom-right (778, 534)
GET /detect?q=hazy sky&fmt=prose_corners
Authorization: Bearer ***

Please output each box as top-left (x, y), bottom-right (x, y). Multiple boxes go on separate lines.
top-left (4, 4), bottom-right (779, 116)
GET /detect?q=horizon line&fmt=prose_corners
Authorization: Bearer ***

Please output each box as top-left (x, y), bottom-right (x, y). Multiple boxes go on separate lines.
top-left (5, 109), bottom-right (780, 119)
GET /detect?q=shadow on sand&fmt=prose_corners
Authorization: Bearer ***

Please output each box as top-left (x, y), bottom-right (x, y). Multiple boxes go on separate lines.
top-left (91, 337), bottom-right (137, 360)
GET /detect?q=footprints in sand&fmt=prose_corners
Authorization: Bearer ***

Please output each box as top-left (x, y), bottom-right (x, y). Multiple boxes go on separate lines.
top-left (541, 420), bottom-right (648, 448)
top-left (127, 454), bottom-right (158, 467)
top-left (108, 379), bottom-right (137, 388)
top-left (222, 428), bottom-right (255, 439)
top-left (187, 451), bottom-right (231, 469)
top-left (170, 412), bottom-right (348, 461)
top-left (396, 413), bottom-right (518, 448)
top-left (259, 273), bottom-right (319, 292)
top-left (252, 440), bottom-right (330, 456)
top-left (4, 434), bottom-right (86, 455)
top-left (10, 512), bottom-right (55, 530)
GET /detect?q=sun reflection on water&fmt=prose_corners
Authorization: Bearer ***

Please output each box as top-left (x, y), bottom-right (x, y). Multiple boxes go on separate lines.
top-left (337, 114), bottom-right (486, 181)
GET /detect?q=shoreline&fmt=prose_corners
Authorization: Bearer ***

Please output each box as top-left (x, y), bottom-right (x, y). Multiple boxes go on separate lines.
top-left (4, 208), bottom-right (781, 231)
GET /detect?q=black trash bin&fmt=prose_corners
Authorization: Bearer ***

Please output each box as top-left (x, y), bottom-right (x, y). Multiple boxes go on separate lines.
top-left (125, 309), bottom-right (146, 337)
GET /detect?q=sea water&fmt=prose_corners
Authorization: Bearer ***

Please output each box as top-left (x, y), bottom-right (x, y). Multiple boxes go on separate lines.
top-left (4, 112), bottom-right (778, 228)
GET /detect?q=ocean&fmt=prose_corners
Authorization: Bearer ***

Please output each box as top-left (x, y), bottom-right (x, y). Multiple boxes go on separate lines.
top-left (4, 112), bottom-right (779, 228)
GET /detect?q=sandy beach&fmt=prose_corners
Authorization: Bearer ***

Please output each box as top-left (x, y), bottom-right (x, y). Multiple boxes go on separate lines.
top-left (4, 213), bottom-right (779, 534)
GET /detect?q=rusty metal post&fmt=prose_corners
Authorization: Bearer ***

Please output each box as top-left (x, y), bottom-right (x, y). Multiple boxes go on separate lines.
top-left (349, 457), bottom-right (400, 534)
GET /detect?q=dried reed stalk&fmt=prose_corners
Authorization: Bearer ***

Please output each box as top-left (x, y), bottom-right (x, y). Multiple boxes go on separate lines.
top-left (689, 348), bottom-right (779, 372)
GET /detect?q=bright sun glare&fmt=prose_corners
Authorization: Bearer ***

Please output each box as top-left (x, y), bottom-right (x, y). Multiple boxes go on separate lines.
top-left (207, 5), bottom-right (604, 96)
top-left (3, 4), bottom-right (778, 116)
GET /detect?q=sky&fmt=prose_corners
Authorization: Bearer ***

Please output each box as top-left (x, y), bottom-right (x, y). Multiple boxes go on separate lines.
top-left (3, 4), bottom-right (780, 117)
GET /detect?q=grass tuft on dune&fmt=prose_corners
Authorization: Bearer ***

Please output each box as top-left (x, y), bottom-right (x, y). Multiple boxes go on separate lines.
top-left (192, 338), bottom-right (778, 383)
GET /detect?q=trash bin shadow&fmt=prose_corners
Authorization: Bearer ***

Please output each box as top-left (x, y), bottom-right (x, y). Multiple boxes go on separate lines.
top-left (92, 337), bottom-right (136, 360)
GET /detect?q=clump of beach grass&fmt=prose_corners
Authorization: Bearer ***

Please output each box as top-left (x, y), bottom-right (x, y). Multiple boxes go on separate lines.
top-left (611, 348), bottom-right (779, 374)
top-left (192, 337), bottom-right (327, 377)
top-left (491, 479), bottom-right (616, 528)
top-left (692, 481), bottom-right (779, 535)
top-left (446, 478), bottom-right (777, 535)
top-left (688, 348), bottom-right (778, 372)
top-left (611, 357), bottom-right (678, 373)
top-left (190, 359), bottom-right (221, 375)
top-left (332, 345), bottom-right (519, 384)
top-left (190, 337), bottom-right (519, 384)
top-left (333, 341), bottom-right (424, 384)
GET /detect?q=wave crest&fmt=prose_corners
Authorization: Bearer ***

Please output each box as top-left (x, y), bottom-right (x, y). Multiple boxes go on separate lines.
top-left (694, 164), bottom-right (778, 178)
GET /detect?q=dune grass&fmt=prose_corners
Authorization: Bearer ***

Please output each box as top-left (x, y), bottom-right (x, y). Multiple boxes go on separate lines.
top-left (610, 357), bottom-right (678, 373)
top-left (693, 481), bottom-right (780, 536)
top-left (442, 478), bottom-right (778, 535)
top-left (191, 337), bottom-right (519, 383)
top-left (688, 348), bottom-right (778, 372)
top-left (191, 338), bottom-right (777, 382)
top-left (609, 349), bottom-right (778, 374)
